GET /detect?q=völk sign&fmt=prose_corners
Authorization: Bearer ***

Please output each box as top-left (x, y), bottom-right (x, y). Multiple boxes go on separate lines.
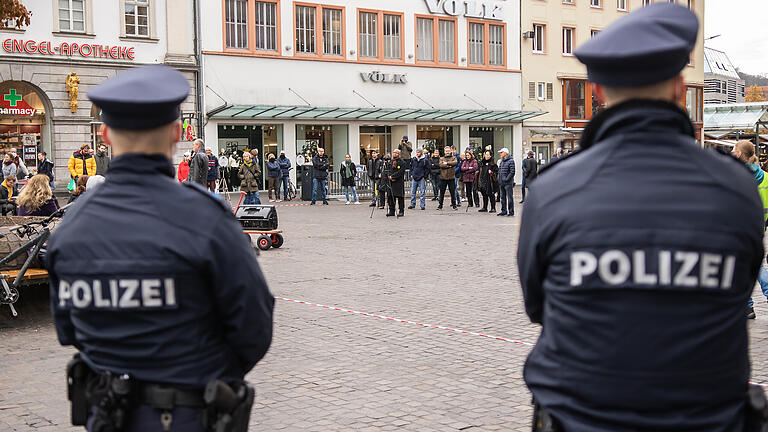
top-left (424, 0), bottom-right (502, 21)
top-left (361, 71), bottom-right (407, 84)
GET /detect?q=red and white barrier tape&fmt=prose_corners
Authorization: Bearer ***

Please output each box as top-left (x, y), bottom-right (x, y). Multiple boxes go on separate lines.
top-left (276, 296), bottom-right (534, 347)
top-left (276, 296), bottom-right (768, 388)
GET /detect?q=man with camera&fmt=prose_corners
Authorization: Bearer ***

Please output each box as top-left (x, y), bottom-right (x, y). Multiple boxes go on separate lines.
top-left (398, 136), bottom-right (412, 170)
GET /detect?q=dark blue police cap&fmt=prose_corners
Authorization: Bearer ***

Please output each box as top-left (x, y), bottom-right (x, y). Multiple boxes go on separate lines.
top-left (88, 65), bottom-right (189, 130)
top-left (574, 3), bottom-right (698, 88)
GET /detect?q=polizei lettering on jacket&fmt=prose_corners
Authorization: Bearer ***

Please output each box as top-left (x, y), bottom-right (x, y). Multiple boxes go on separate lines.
top-left (58, 278), bottom-right (178, 310)
top-left (570, 250), bottom-right (736, 289)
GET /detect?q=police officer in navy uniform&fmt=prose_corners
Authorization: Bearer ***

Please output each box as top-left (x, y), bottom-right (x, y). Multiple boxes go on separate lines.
top-left (518, 4), bottom-right (768, 431)
top-left (47, 65), bottom-right (274, 431)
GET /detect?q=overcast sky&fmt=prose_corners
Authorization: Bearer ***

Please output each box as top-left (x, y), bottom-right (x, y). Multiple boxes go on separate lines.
top-left (704, 0), bottom-right (768, 75)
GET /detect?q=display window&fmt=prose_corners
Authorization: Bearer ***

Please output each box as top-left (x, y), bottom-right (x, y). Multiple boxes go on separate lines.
top-left (359, 125), bottom-right (391, 166)
top-left (417, 125), bottom-right (458, 155)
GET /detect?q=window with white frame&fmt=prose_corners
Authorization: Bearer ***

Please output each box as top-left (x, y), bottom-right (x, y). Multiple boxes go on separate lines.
top-left (617, 0), bottom-right (627, 10)
top-left (562, 0), bottom-right (574, 4)
top-left (537, 82), bottom-right (545, 101)
top-left (225, 0), bottom-right (248, 49)
top-left (322, 8), bottom-right (342, 56)
top-left (468, 22), bottom-right (484, 65)
top-left (563, 27), bottom-right (574, 55)
top-left (590, 0), bottom-right (601, 7)
top-left (438, 19), bottom-right (454, 63)
top-left (383, 14), bottom-right (401, 59)
top-left (359, 11), bottom-right (377, 58)
top-left (125, 0), bottom-right (149, 37)
top-left (488, 24), bottom-right (504, 66)
top-left (59, 0), bottom-right (85, 32)
top-left (254, 1), bottom-right (277, 51)
top-left (416, 17), bottom-right (433, 61)
top-left (295, 5), bottom-right (316, 54)
top-left (533, 24), bottom-right (544, 53)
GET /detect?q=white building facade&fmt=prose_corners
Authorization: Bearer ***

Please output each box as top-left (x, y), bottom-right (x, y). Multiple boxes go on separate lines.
top-left (201, 0), bottom-right (536, 187)
top-left (0, 0), bottom-right (198, 185)
top-left (703, 47), bottom-right (745, 105)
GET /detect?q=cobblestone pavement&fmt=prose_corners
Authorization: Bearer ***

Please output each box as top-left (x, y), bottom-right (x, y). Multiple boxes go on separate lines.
top-left (2, 190), bottom-right (768, 431)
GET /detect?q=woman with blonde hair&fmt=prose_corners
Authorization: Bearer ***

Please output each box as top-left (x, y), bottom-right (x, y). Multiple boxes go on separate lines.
top-left (18, 174), bottom-right (59, 216)
top-left (732, 140), bottom-right (768, 319)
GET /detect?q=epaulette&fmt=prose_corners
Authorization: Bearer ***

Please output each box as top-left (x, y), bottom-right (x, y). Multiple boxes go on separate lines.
top-left (537, 148), bottom-right (583, 176)
top-left (182, 182), bottom-right (232, 213)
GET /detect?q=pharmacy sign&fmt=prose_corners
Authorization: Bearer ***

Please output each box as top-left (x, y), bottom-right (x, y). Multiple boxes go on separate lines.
top-left (0, 89), bottom-right (37, 116)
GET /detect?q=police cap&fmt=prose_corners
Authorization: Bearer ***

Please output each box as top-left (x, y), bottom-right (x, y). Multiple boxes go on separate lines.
top-left (88, 65), bottom-right (189, 130)
top-left (574, 3), bottom-right (698, 88)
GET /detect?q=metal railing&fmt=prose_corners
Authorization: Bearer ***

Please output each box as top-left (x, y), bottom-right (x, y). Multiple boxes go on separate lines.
top-left (321, 167), bottom-right (442, 199)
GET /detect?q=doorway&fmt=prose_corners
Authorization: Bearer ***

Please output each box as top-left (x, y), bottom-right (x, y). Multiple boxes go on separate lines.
top-left (532, 143), bottom-right (551, 166)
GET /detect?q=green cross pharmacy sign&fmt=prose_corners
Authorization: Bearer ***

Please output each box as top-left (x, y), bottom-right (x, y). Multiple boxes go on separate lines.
top-left (0, 88), bottom-right (37, 116)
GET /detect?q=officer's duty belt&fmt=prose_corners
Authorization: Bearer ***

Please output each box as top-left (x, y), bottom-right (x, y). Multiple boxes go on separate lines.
top-left (139, 384), bottom-right (205, 410)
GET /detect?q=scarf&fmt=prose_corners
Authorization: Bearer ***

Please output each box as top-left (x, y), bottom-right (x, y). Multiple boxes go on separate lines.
top-left (344, 161), bottom-right (354, 178)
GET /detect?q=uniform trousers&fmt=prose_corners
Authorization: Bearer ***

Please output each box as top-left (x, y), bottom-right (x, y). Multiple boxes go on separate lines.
top-left (87, 405), bottom-right (204, 432)
top-left (439, 179), bottom-right (457, 208)
top-left (387, 193), bottom-right (404, 213)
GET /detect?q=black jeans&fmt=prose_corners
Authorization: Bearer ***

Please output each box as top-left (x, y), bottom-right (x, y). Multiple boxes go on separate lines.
top-left (439, 179), bottom-right (457, 208)
top-left (431, 173), bottom-right (440, 197)
top-left (464, 182), bottom-right (476, 206)
top-left (481, 191), bottom-right (496, 211)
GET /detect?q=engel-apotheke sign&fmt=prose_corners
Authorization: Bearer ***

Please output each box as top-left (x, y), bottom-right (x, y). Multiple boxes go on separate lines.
top-left (424, 0), bottom-right (503, 21)
top-left (2, 38), bottom-right (135, 60)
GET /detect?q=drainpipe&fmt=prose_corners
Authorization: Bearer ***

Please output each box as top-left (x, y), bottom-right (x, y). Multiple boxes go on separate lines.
top-left (193, 0), bottom-right (205, 140)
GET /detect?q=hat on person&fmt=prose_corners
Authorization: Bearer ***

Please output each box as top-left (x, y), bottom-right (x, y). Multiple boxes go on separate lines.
top-left (88, 65), bottom-right (190, 130)
top-left (85, 175), bottom-right (106, 192)
top-left (574, 3), bottom-right (698, 88)
top-left (280, 150), bottom-right (285, 154)
top-left (498, 148), bottom-right (510, 154)
top-left (403, 136), bottom-right (408, 140)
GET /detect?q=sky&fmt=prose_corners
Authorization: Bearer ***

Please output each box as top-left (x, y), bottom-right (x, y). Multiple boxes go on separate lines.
top-left (704, 0), bottom-right (768, 75)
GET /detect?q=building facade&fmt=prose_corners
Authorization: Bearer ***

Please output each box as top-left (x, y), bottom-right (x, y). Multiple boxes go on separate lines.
top-left (520, 0), bottom-right (705, 166)
top-left (703, 47), bottom-right (745, 105)
top-left (0, 0), bottom-right (199, 186)
top-left (201, 0), bottom-right (537, 187)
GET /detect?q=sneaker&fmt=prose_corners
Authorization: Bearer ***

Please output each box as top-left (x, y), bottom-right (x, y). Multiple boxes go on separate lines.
top-left (478, 209), bottom-right (487, 213)
top-left (369, 202), bottom-right (376, 207)
top-left (452, 205), bottom-right (457, 210)
top-left (507, 214), bottom-right (515, 217)
top-left (354, 201), bottom-right (361, 205)
top-left (748, 307), bottom-right (756, 319)
top-left (386, 212), bottom-right (395, 217)
top-left (431, 197), bottom-right (439, 201)
top-left (489, 210), bottom-right (496, 214)
top-left (519, 200), bottom-right (525, 204)
top-left (310, 202), bottom-right (316, 205)
top-left (408, 205), bottom-right (415, 209)
top-left (468, 204), bottom-right (474, 208)
top-left (323, 201), bottom-right (329, 205)
top-left (437, 206), bottom-right (443, 210)
top-left (420, 207), bottom-right (425, 210)
top-left (346, 201), bottom-right (350, 205)
top-left (276, 200), bottom-right (282, 203)
top-left (379, 206), bottom-right (385, 209)
top-left (269, 199), bottom-right (275, 202)
top-left (497, 212), bottom-right (507, 216)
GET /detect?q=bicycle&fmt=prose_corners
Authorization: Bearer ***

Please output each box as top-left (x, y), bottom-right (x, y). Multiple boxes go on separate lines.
top-left (282, 168), bottom-right (297, 201)
top-left (0, 204), bottom-right (70, 317)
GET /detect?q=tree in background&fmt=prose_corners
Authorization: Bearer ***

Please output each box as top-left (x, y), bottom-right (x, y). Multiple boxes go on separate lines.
top-left (745, 85), bottom-right (768, 103)
top-left (0, 0), bottom-right (31, 29)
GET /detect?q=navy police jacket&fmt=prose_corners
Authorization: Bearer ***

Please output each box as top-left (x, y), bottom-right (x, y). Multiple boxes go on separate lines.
top-left (518, 100), bottom-right (764, 431)
top-left (48, 154), bottom-right (274, 389)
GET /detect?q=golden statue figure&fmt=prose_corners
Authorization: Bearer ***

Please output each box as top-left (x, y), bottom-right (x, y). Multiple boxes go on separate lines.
top-left (66, 72), bottom-right (80, 113)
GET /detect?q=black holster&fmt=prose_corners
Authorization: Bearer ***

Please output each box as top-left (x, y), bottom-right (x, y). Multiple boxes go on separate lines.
top-left (202, 380), bottom-right (255, 432)
top-left (66, 353), bottom-right (94, 426)
top-left (746, 384), bottom-right (768, 432)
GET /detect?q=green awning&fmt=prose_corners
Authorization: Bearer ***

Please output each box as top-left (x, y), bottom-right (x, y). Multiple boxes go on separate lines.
top-left (208, 105), bottom-right (546, 123)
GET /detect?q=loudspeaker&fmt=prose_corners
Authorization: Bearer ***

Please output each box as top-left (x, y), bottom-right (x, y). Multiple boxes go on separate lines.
top-left (235, 205), bottom-right (278, 230)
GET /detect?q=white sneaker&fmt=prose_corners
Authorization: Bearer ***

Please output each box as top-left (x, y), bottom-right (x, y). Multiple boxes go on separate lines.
top-left (354, 201), bottom-right (361, 205)
top-left (269, 199), bottom-right (275, 202)
top-left (276, 199), bottom-right (282, 203)
top-left (345, 201), bottom-right (350, 205)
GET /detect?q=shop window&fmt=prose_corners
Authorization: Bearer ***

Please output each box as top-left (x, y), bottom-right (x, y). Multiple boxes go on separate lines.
top-left (562, 27), bottom-right (574, 56)
top-left (417, 125), bottom-right (457, 154)
top-left (359, 11), bottom-right (378, 58)
top-left (124, 0), bottom-right (149, 37)
top-left (359, 126), bottom-right (392, 165)
top-left (564, 80), bottom-right (586, 120)
top-left (533, 23), bottom-right (545, 53)
top-left (225, 0), bottom-right (248, 49)
top-left (255, 1), bottom-right (278, 51)
top-left (469, 126), bottom-right (511, 157)
top-left (59, 0), bottom-right (85, 32)
top-left (416, 16), bottom-right (456, 64)
top-left (0, 82), bottom-right (47, 161)
top-left (296, 124), bottom-right (346, 170)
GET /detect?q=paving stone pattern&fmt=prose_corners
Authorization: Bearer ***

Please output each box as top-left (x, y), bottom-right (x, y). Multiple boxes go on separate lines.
top-left (1, 191), bottom-right (768, 431)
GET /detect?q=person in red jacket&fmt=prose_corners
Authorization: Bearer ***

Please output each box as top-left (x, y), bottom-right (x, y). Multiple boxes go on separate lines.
top-left (178, 151), bottom-right (190, 182)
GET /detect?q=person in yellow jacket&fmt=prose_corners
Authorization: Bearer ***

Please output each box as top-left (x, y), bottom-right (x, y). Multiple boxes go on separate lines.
top-left (0, 175), bottom-right (19, 215)
top-left (67, 144), bottom-right (97, 180)
top-left (732, 140), bottom-right (768, 319)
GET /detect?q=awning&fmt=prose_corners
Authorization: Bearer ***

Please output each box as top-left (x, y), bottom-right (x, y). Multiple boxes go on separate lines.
top-left (704, 102), bottom-right (768, 130)
top-left (208, 105), bottom-right (546, 123)
top-left (704, 139), bottom-right (736, 148)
